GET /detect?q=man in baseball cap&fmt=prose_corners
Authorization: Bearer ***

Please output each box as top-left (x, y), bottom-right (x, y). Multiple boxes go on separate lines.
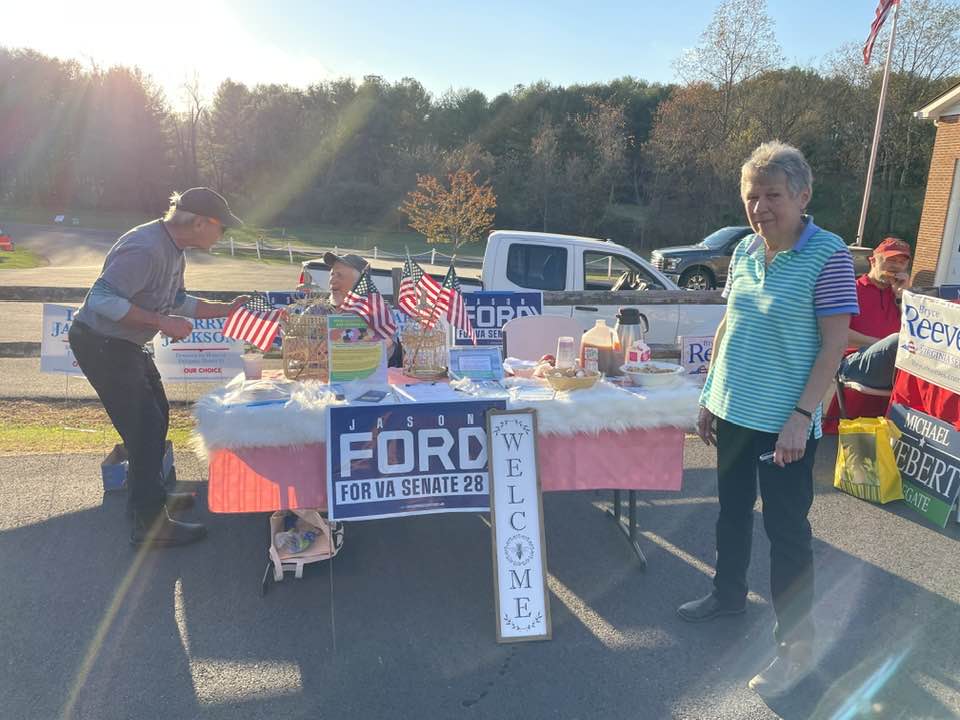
top-left (69, 189), bottom-right (249, 548)
top-left (837, 236), bottom-right (913, 392)
top-left (322, 251), bottom-right (403, 367)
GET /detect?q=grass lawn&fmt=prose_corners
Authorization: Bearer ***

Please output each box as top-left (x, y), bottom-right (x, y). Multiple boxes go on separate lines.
top-left (1, 205), bottom-right (483, 260)
top-left (0, 399), bottom-right (195, 454)
top-left (0, 247), bottom-right (46, 270)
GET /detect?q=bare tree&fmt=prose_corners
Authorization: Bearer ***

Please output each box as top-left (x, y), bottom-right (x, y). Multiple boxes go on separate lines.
top-left (530, 115), bottom-right (560, 231)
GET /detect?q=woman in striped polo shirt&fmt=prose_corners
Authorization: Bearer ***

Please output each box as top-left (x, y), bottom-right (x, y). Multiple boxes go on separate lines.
top-left (677, 142), bottom-right (858, 697)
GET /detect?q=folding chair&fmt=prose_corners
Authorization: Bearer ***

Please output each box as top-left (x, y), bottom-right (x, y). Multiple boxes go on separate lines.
top-left (501, 315), bottom-right (583, 361)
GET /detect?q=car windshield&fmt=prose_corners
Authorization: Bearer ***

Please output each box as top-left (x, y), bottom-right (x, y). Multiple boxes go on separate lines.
top-left (699, 227), bottom-right (744, 249)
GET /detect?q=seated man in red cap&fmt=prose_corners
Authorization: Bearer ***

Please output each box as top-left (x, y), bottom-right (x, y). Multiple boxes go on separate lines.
top-left (838, 237), bottom-right (912, 390)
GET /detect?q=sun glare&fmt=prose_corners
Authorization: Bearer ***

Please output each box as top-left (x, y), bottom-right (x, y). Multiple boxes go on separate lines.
top-left (4, 1), bottom-right (332, 108)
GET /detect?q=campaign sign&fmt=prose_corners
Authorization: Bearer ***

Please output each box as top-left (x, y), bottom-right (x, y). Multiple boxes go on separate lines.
top-left (153, 316), bottom-right (244, 382)
top-left (40, 304), bottom-right (84, 376)
top-left (895, 291), bottom-right (960, 395)
top-left (680, 335), bottom-right (713, 385)
top-left (455, 292), bottom-right (543, 346)
top-left (327, 399), bottom-right (506, 521)
top-left (938, 285), bottom-right (960, 301)
top-left (888, 404), bottom-right (960, 528)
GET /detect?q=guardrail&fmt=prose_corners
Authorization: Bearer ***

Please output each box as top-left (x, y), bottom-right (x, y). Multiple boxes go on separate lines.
top-left (216, 238), bottom-right (483, 268)
top-left (0, 286), bottom-right (730, 359)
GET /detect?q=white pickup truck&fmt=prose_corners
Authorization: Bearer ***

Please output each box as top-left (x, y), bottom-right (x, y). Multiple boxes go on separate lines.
top-left (299, 230), bottom-right (725, 344)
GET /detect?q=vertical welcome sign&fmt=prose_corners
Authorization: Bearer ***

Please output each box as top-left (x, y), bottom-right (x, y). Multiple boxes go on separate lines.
top-left (487, 409), bottom-right (551, 643)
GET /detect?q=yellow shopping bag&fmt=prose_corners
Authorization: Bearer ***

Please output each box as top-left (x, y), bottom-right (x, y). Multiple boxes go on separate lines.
top-left (834, 417), bottom-right (904, 504)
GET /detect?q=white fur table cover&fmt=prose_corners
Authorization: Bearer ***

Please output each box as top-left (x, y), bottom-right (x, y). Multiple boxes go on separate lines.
top-left (193, 376), bottom-right (699, 454)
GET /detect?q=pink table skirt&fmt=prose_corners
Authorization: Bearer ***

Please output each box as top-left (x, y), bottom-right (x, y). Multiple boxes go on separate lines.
top-left (207, 426), bottom-right (684, 513)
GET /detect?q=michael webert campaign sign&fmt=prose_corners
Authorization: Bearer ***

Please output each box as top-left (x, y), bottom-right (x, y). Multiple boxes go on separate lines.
top-left (153, 317), bottom-right (244, 382)
top-left (454, 292), bottom-right (543, 346)
top-left (327, 399), bottom-right (506, 521)
top-left (896, 291), bottom-right (960, 396)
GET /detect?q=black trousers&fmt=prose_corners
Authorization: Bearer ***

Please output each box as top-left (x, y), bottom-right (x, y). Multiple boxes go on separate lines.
top-left (69, 321), bottom-right (170, 518)
top-left (713, 417), bottom-right (818, 645)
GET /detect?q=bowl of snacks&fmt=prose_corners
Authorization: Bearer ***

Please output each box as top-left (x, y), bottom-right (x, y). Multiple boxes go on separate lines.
top-left (621, 361), bottom-right (685, 387)
top-left (543, 365), bottom-right (601, 391)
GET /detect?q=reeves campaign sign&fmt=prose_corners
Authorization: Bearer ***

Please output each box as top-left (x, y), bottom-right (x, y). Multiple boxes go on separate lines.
top-left (895, 291), bottom-right (960, 395)
top-left (454, 292), bottom-right (543, 346)
top-left (680, 335), bottom-right (713, 385)
top-left (40, 304), bottom-right (84, 376)
top-left (888, 404), bottom-right (960, 527)
top-left (153, 316), bottom-right (244, 382)
top-left (326, 399), bottom-right (506, 521)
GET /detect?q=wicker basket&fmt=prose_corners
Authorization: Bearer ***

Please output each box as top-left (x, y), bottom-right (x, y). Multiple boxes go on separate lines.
top-left (282, 297), bottom-right (333, 381)
top-left (401, 320), bottom-right (448, 380)
top-left (544, 371), bottom-right (601, 392)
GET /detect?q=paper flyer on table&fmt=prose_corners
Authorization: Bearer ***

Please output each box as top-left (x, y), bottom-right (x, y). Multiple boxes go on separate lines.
top-left (328, 314), bottom-right (388, 384)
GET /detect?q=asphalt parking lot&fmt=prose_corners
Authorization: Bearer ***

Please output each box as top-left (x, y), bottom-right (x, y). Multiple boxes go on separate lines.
top-left (1, 437), bottom-right (958, 720)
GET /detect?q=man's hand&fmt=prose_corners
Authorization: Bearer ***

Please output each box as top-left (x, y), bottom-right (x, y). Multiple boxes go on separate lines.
top-left (158, 315), bottom-right (193, 342)
top-left (774, 413), bottom-right (810, 466)
top-left (890, 272), bottom-right (911, 300)
top-left (697, 406), bottom-right (717, 446)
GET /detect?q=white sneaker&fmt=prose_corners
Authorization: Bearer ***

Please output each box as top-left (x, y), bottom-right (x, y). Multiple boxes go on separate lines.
top-left (749, 642), bottom-right (814, 697)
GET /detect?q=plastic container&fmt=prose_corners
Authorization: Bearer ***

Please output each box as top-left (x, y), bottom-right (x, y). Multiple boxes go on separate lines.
top-left (579, 320), bottom-right (620, 376)
top-left (274, 529), bottom-right (317, 554)
top-left (241, 352), bottom-right (264, 380)
top-left (556, 336), bottom-right (576, 369)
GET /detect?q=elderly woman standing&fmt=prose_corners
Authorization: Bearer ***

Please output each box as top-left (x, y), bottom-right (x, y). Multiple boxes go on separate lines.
top-left (677, 142), bottom-right (858, 697)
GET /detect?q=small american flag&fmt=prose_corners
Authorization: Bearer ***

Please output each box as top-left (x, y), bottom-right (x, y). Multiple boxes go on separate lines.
top-left (341, 269), bottom-right (397, 340)
top-left (863, 0), bottom-right (899, 65)
top-left (223, 294), bottom-right (284, 352)
top-left (437, 264), bottom-right (476, 344)
top-left (398, 254), bottom-right (443, 319)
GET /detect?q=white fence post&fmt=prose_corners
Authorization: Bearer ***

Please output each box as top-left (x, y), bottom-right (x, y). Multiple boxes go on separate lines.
top-left (288, 243), bottom-right (293, 264)
top-left (607, 256), bottom-right (613, 278)
top-left (373, 246), bottom-right (378, 259)
top-left (256, 238), bottom-right (262, 261)
top-left (431, 249), bottom-right (436, 264)
top-left (230, 237), bottom-right (235, 256)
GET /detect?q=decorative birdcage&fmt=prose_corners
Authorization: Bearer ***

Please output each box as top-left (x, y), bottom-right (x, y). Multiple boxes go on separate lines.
top-left (282, 295), bottom-right (334, 381)
top-left (401, 296), bottom-right (448, 379)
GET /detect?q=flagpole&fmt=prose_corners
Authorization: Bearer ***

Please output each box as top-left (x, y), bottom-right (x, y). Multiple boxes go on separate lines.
top-left (854, 0), bottom-right (901, 246)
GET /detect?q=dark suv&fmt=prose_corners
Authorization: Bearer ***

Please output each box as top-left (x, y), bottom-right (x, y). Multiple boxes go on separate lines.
top-left (650, 226), bottom-right (753, 290)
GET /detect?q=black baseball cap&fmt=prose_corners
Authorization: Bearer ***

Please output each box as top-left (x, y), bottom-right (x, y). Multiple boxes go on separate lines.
top-left (175, 187), bottom-right (243, 228)
top-left (322, 251), bottom-right (368, 273)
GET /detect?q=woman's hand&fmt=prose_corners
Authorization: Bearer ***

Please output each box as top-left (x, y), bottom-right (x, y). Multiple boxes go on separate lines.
top-left (774, 412), bottom-right (810, 466)
top-left (697, 406), bottom-right (716, 446)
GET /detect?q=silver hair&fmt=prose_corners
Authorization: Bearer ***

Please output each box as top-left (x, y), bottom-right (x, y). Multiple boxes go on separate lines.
top-left (163, 193), bottom-right (199, 226)
top-left (740, 141), bottom-right (813, 198)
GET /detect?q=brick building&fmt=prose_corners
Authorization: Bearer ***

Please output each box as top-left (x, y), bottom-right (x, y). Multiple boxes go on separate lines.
top-left (913, 82), bottom-right (960, 290)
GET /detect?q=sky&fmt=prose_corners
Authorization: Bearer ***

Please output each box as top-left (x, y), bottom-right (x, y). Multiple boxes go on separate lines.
top-left (4, 0), bottom-right (889, 108)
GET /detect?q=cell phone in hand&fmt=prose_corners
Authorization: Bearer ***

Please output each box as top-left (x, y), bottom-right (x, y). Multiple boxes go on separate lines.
top-left (759, 451), bottom-right (776, 464)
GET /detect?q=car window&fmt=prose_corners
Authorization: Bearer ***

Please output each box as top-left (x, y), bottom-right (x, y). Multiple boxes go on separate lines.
top-left (583, 251), bottom-right (665, 291)
top-left (700, 227), bottom-right (748, 250)
top-left (506, 243), bottom-right (568, 291)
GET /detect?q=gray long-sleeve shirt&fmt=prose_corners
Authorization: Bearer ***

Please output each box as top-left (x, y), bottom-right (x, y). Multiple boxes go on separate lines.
top-left (74, 220), bottom-right (200, 345)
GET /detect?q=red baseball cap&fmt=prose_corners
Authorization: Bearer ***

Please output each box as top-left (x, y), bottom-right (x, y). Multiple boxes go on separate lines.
top-left (873, 237), bottom-right (911, 259)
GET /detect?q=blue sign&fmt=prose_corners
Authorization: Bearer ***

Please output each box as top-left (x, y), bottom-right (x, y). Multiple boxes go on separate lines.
top-left (326, 399), bottom-right (507, 521)
top-left (455, 292), bottom-right (543, 346)
top-left (940, 285), bottom-right (960, 301)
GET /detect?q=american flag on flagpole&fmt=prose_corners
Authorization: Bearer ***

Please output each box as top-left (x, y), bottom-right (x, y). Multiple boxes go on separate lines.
top-left (398, 253), bottom-right (443, 319)
top-left (222, 294), bottom-right (284, 352)
top-left (863, 0), bottom-right (899, 65)
top-left (437, 264), bottom-right (476, 344)
top-left (341, 269), bottom-right (398, 340)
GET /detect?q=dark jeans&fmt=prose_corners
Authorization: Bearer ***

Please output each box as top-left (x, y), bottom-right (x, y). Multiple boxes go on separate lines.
top-left (840, 333), bottom-right (899, 390)
top-left (713, 417), bottom-right (818, 645)
top-left (69, 321), bottom-right (170, 519)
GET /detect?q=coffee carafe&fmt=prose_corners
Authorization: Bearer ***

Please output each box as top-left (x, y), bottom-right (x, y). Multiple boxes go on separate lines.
top-left (615, 307), bottom-right (649, 367)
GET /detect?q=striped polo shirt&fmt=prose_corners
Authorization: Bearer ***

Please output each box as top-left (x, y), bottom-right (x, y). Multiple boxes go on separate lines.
top-left (700, 218), bottom-right (859, 438)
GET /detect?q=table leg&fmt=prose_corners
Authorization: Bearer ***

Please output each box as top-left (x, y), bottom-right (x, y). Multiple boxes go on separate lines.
top-left (606, 490), bottom-right (647, 570)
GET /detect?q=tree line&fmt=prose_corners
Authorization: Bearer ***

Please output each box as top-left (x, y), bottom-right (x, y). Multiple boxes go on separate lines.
top-left (1, 0), bottom-right (958, 251)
